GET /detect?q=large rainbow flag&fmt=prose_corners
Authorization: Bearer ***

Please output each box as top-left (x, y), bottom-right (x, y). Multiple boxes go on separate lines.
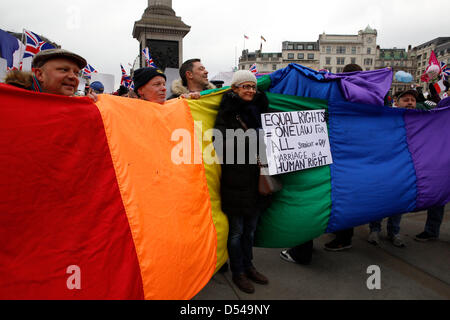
top-left (0, 84), bottom-right (217, 300)
top-left (1, 63), bottom-right (450, 299)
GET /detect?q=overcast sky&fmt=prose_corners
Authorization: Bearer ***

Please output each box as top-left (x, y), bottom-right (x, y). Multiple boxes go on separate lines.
top-left (1, 0), bottom-right (449, 88)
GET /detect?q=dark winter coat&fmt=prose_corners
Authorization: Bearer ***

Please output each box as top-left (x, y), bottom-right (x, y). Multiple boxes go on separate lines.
top-left (214, 90), bottom-right (270, 217)
top-left (168, 79), bottom-right (216, 99)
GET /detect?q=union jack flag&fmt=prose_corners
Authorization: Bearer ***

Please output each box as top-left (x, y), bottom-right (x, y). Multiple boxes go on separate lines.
top-left (82, 64), bottom-right (98, 79)
top-left (249, 63), bottom-right (258, 74)
top-left (23, 29), bottom-right (55, 59)
top-left (142, 47), bottom-right (157, 68)
top-left (120, 64), bottom-right (132, 88)
top-left (441, 61), bottom-right (449, 80)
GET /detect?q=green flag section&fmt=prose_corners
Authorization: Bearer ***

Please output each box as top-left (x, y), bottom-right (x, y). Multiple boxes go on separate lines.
top-left (255, 93), bottom-right (331, 247)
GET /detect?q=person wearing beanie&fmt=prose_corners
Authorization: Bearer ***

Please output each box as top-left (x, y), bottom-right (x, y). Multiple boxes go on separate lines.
top-left (213, 70), bottom-right (270, 294)
top-left (133, 67), bottom-right (167, 104)
top-left (115, 85), bottom-right (129, 97)
top-left (230, 70), bottom-right (257, 88)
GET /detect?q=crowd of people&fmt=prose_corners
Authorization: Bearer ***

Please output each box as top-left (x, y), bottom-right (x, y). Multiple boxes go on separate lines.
top-left (2, 48), bottom-right (448, 295)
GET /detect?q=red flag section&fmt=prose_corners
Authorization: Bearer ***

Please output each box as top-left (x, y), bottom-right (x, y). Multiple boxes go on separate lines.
top-left (0, 84), bottom-right (144, 299)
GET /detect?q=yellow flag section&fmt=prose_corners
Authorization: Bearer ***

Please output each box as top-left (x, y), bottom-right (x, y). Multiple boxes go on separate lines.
top-left (95, 95), bottom-right (216, 300)
top-left (185, 89), bottom-right (230, 273)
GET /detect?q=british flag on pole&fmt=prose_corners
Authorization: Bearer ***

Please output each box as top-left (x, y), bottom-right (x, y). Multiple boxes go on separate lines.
top-left (82, 64), bottom-right (98, 79)
top-left (121, 64), bottom-right (132, 88)
top-left (249, 63), bottom-right (258, 74)
top-left (23, 29), bottom-right (55, 59)
top-left (142, 47), bottom-right (157, 68)
top-left (441, 61), bottom-right (449, 80)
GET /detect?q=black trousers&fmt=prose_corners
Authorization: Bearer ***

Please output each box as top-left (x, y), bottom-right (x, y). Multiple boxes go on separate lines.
top-left (334, 228), bottom-right (354, 243)
top-left (288, 240), bottom-right (313, 264)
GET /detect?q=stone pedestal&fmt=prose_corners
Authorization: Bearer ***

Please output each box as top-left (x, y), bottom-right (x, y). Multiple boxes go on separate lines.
top-left (133, 0), bottom-right (190, 70)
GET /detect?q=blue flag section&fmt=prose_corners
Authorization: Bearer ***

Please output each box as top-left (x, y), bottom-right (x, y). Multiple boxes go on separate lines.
top-left (326, 101), bottom-right (417, 232)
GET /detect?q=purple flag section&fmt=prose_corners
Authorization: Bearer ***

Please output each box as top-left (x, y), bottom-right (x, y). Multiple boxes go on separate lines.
top-left (437, 97), bottom-right (450, 108)
top-left (324, 68), bottom-right (393, 106)
top-left (404, 106), bottom-right (450, 210)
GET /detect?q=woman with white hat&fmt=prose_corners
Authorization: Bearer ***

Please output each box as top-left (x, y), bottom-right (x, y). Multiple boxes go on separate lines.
top-left (214, 70), bottom-right (270, 294)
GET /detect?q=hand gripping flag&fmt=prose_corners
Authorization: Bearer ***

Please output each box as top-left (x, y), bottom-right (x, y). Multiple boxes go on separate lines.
top-left (0, 29), bottom-right (25, 70)
top-left (244, 34), bottom-right (249, 40)
top-left (142, 47), bottom-right (157, 68)
top-left (23, 29), bottom-right (55, 59)
top-left (120, 64), bottom-right (132, 88)
top-left (261, 35), bottom-right (266, 42)
top-left (82, 64), bottom-right (98, 79)
top-left (249, 63), bottom-right (258, 74)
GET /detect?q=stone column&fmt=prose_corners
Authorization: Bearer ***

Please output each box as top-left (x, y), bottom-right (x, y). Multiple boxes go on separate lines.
top-left (133, 0), bottom-right (190, 70)
top-left (149, 0), bottom-right (172, 7)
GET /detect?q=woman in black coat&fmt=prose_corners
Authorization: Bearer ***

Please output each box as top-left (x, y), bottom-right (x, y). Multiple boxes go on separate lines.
top-left (214, 70), bottom-right (269, 294)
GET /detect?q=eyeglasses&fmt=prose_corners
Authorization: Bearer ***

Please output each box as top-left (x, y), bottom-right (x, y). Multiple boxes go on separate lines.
top-left (238, 84), bottom-right (257, 91)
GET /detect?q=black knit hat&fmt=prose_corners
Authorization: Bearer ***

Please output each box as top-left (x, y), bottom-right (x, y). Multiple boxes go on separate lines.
top-left (133, 67), bottom-right (166, 93)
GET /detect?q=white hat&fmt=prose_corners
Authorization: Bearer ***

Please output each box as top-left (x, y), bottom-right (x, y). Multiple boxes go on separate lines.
top-left (231, 70), bottom-right (257, 87)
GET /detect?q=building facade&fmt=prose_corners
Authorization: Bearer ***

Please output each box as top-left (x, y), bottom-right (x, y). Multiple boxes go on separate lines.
top-left (238, 28), bottom-right (449, 97)
top-left (239, 50), bottom-right (283, 73)
top-left (282, 41), bottom-right (320, 70)
top-left (318, 26), bottom-right (378, 73)
top-left (239, 26), bottom-right (379, 73)
top-left (375, 47), bottom-right (416, 95)
top-left (410, 37), bottom-right (450, 90)
top-left (238, 41), bottom-right (320, 73)
top-left (435, 40), bottom-right (450, 66)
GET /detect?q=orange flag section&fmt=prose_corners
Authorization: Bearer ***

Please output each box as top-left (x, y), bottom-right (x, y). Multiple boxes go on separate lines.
top-left (95, 95), bottom-right (217, 300)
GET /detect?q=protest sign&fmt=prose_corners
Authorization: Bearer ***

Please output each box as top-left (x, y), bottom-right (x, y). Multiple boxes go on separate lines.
top-left (262, 110), bottom-right (333, 175)
top-left (90, 73), bottom-right (115, 94)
